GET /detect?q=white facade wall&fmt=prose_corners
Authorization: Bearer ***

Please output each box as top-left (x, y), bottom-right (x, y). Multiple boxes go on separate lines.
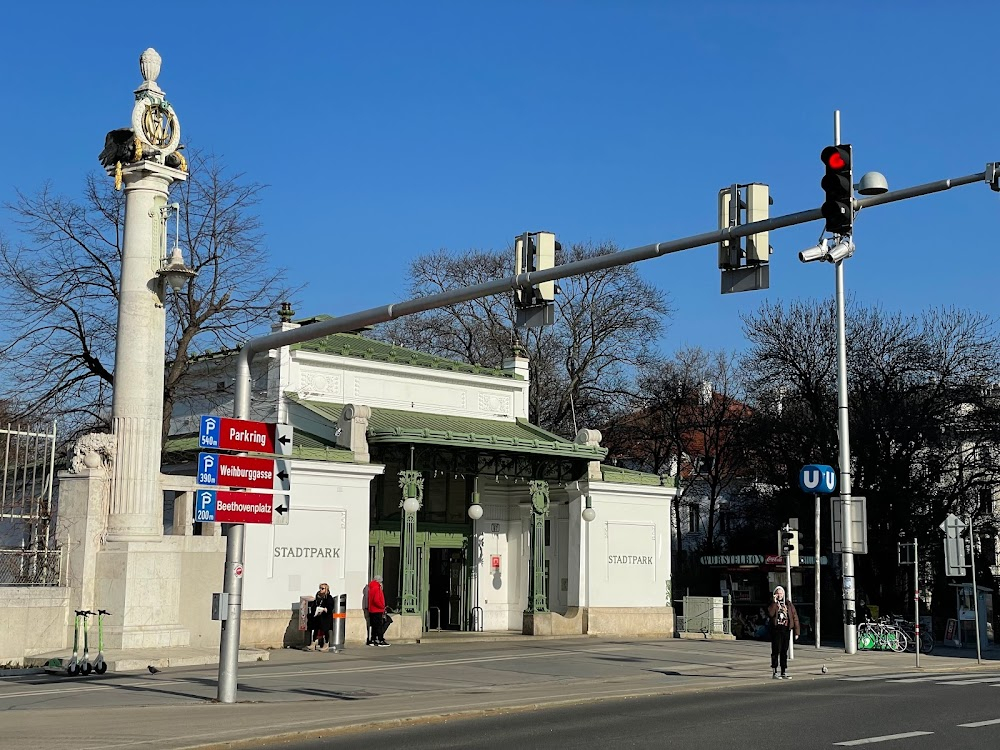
top-left (290, 351), bottom-right (528, 422)
top-left (241, 460), bottom-right (383, 612)
top-left (581, 483), bottom-right (672, 609)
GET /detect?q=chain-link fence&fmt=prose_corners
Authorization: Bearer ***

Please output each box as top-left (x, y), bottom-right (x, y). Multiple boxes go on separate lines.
top-left (0, 547), bottom-right (63, 586)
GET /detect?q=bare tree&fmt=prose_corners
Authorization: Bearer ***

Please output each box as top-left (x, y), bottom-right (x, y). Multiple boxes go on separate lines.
top-left (375, 242), bottom-right (672, 436)
top-left (0, 151), bottom-right (298, 446)
top-left (740, 299), bottom-right (1000, 615)
top-left (604, 347), bottom-right (753, 556)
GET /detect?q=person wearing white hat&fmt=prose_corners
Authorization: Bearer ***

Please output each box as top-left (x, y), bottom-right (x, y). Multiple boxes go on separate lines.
top-left (767, 585), bottom-right (800, 679)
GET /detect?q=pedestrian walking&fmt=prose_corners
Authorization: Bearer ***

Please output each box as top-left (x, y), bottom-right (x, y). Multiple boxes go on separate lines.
top-left (307, 583), bottom-right (335, 651)
top-left (367, 574), bottom-right (390, 647)
top-left (767, 585), bottom-right (799, 679)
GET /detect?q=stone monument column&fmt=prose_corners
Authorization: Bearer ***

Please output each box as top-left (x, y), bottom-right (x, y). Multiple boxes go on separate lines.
top-left (106, 48), bottom-right (188, 541)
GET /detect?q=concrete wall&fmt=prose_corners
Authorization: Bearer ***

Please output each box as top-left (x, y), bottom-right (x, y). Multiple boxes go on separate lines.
top-left (177, 536), bottom-right (227, 649)
top-left (1, 587), bottom-right (70, 664)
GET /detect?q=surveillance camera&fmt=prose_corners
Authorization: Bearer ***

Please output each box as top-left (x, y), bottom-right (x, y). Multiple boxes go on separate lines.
top-left (798, 239), bottom-right (829, 263)
top-left (826, 238), bottom-right (855, 262)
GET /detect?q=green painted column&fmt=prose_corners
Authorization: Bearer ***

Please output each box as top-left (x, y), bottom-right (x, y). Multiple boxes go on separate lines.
top-left (527, 480), bottom-right (550, 613)
top-left (398, 469), bottom-right (423, 615)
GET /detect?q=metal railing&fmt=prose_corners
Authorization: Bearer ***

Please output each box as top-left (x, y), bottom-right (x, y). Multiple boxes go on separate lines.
top-left (1, 422), bottom-right (58, 550)
top-left (0, 547), bottom-right (63, 586)
top-left (676, 596), bottom-right (733, 636)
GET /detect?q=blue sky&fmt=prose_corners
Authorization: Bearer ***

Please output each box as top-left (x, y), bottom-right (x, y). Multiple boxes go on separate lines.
top-left (2, 2), bottom-right (998, 356)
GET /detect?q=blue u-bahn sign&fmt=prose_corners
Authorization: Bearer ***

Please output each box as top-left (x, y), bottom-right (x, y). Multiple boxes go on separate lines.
top-left (799, 464), bottom-right (836, 494)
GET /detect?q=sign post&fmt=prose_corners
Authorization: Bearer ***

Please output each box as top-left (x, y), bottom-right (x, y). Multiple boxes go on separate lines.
top-left (799, 465), bottom-right (835, 650)
top-left (199, 414), bottom-right (293, 704)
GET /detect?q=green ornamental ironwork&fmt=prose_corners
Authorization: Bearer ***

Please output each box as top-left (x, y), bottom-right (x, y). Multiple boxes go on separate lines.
top-left (527, 479), bottom-right (550, 614)
top-left (398, 469), bottom-right (424, 615)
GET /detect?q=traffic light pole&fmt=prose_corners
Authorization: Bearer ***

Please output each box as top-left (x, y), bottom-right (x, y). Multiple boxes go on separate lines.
top-left (213, 161), bottom-right (999, 702)
top-left (827, 111), bottom-right (861, 655)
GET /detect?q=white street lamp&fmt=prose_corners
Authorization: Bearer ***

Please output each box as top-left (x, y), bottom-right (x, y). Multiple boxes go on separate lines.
top-left (582, 495), bottom-right (596, 523)
top-left (156, 203), bottom-right (196, 292)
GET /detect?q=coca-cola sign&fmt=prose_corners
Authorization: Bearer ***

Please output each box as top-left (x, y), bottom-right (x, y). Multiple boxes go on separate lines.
top-left (765, 554), bottom-right (785, 565)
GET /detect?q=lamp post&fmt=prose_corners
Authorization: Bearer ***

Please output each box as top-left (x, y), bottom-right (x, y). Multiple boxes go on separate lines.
top-left (107, 50), bottom-right (194, 542)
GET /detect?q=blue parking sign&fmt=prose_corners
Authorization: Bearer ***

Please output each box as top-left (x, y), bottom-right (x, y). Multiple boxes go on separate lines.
top-left (198, 452), bottom-right (219, 486)
top-left (199, 415), bottom-right (221, 449)
top-left (195, 489), bottom-right (217, 522)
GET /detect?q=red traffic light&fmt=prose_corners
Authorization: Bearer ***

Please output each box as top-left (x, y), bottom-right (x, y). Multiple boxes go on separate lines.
top-left (821, 145), bottom-right (851, 172)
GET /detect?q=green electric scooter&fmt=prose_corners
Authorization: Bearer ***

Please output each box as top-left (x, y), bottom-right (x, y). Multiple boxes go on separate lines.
top-left (79, 610), bottom-right (94, 676)
top-left (67, 610), bottom-right (87, 676)
top-left (93, 609), bottom-right (110, 675)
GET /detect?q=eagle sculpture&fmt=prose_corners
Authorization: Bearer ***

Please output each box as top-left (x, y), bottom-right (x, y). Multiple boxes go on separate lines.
top-left (98, 128), bottom-right (140, 168)
top-left (98, 128), bottom-right (187, 188)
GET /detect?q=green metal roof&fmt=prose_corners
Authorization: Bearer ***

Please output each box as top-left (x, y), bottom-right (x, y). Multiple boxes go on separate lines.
top-left (292, 326), bottom-right (516, 380)
top-left (292, 398), bottom-right (607, 460)
top-left (600, 465), bottom-right (675, 487)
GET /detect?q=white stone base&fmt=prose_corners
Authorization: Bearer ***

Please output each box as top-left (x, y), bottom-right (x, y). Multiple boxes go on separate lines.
top-left (90, 536), bottom-right (224, 650)
top-left (586, 606), bottom-right (675, 637)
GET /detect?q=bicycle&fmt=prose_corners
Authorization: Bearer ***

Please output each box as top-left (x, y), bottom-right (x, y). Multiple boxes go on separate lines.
top-left (896, 619), bottom-right (934, 654)
top-left (858, 616), bottom-right (908, 652)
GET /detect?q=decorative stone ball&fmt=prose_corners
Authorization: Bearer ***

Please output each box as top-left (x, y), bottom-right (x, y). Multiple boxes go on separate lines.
top-left (83, 451), bottom-right (102, 469)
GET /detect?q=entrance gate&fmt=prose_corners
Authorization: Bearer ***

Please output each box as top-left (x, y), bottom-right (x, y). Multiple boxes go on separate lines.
top-left (369, 528), bottom-right (470, 631)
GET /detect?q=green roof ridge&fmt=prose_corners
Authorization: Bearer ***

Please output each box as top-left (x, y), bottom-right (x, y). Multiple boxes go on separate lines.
top-left (600, 464), bottom-right (674, 487)
top-left (291, 330), bottom-right (513, 379)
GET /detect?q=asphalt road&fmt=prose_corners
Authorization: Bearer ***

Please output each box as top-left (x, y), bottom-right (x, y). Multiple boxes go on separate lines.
top-left (271, 674), bottom-right (1000, 750)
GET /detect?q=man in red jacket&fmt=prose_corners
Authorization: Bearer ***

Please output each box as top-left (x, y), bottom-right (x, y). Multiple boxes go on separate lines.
top-left (367, 575), bottom-right (390, 647)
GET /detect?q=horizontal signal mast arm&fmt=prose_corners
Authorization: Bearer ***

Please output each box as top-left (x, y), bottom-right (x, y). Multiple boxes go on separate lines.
top-left (231, 164), bottom-right (994, 418)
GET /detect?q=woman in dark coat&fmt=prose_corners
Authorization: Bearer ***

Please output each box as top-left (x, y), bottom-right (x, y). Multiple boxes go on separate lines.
top-left (307, 583), bottom-right (335, 651)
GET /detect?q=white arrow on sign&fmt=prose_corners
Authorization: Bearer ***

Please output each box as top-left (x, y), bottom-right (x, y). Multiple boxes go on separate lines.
top-left (939, 513), bottom-right (967, 535)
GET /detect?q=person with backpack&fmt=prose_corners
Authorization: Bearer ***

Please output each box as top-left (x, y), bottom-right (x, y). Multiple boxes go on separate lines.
top-left (367, 575), bottom-right (390, 647)
top-left (767, 585), bottom-right (800, 679)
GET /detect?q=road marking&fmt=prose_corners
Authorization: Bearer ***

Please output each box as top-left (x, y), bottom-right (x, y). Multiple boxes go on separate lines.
top-left (834, 731), bottom-right (934, 745)
top-left (958, 718), bottom-right (1000, 727)
top-left (888, 674), bottom-right (972, 683)
top-left (936, 677), bottom-right (1000, 685)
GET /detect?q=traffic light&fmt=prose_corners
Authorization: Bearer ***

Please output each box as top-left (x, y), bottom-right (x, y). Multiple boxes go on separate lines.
top-left (514, 231), bottom-right (557, 327)
top-left (820, 144), bottom-right (853, 235)
top-left (779, 526), bottom-right (799, 568)
top-left (745, 183), bottom-right (771, 264)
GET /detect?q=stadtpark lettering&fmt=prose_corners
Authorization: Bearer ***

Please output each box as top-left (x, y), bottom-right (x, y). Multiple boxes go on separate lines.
top-left (273, 546), bottom-right (340, 559)
top-left (607, 554), bottom-right (653, 565)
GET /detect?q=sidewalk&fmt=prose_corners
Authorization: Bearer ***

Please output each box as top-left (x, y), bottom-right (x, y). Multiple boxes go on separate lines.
top-left (0, 635), bottom-right (996, 750)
